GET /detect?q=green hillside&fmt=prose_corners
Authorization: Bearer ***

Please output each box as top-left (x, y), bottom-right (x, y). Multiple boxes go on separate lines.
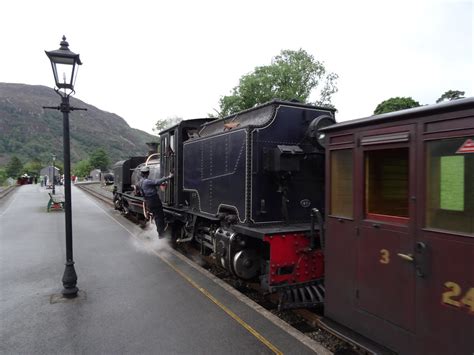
top-left (0, 83), bottom-right (157, 166)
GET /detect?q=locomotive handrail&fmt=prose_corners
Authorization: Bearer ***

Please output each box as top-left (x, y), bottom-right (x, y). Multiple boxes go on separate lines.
top-left (310, 208), bottom-right (325, 250)
top-left (145, 153), bottom-right (160, 166)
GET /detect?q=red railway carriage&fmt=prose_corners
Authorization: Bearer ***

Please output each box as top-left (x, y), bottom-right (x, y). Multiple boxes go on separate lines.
top-left (322, 98), bottom-right (474, 354)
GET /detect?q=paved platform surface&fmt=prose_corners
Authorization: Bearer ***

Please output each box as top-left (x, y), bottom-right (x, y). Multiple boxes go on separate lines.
top-left (0, 184), bottom-right (330, 354)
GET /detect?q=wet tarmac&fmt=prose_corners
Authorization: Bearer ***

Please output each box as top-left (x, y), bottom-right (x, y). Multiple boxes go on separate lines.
top-left (0, 184), bottom-right (330, 354)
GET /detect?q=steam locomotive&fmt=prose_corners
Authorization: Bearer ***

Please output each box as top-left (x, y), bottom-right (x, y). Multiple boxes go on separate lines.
top-left (112, 143), bottom-right (161, 226)
top-left (113, 98), bottom-right (474, 354)
top-left (114, 101), bottom-right (334, 309)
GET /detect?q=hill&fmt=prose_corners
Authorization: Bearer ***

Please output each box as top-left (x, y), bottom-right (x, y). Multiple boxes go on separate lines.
top-left (0, 83), bottom-right (157, 166)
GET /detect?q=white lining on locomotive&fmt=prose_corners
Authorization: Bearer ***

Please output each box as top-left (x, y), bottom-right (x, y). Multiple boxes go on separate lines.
top-left (181, 104), bottom-right (334, 226)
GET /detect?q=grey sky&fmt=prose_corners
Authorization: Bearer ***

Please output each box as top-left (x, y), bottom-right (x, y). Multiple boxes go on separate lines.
top-left (1, 0), bottom-right (472, 134)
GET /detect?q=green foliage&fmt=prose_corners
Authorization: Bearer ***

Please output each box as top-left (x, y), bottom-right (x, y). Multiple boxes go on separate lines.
top-left (153, 117), bottom-right (183, 134)
top-left (0, 83), bottom-right (157, 165)
top-left (89, 148), bottom-right (111, 171)
top-left (73, 160), bottom-right (93, 178)
top-left (218, 49), bottom-right (338, 116)
top-left (54, 162), bottom-right (64, 175)
top-left (440, 156), bottom-right (464, 211)
top-left (436, 90), bottom-right (465, 103)
top-left (0, 168), bottom-right (7, 186)
top-left (6, 156), bottom-right (23, 178)
top-left (23, 160), bottom-right (43, 176)
top-left (374, 97), bottom-right (421, 115)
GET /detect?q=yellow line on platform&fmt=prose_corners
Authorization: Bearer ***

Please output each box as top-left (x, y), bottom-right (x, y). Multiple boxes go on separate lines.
top-left (152, 249), bottom-right (283, 355)
top-left (91, 198), bottom-right (283, 355)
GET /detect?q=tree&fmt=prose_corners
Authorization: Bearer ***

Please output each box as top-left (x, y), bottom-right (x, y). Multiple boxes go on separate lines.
top-left (0, 168), bottom-right (7, 186)
top-left (23, 160), bottom-right (43, 176)
top-left (436, 90), bottom-right (465, 103)
top-left (73, 160), bottom-right (93, 178)
top-left (374, 97), bottom-right (421, 115)
top-left (153, 117), bottom-right (183, 134)
top-left (54, 162), bottom-right (64, 175)
top-left (89, 148), bottom-right (110, 171)
top-left (5, 156), bottom-right (23, 178)
top-left (218, 49), bottom-right (338, 117)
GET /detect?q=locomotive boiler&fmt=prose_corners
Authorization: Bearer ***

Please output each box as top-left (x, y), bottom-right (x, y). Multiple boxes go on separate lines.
top-left (113, 143), bottom-right (160, 224)
top-left (159, 100), bottom-right (335, 309)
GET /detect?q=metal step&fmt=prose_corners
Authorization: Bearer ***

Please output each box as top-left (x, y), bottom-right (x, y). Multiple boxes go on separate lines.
top-left (277, 279), bottom-right (325, 310)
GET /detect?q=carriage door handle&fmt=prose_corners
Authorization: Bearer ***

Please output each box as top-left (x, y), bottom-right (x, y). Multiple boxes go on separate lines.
top-left (397, 253), bottom-right (414, 262)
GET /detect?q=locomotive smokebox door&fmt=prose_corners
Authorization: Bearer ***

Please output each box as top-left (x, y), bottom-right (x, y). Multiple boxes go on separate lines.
top-left (264, 145), bottom-right (304, 172)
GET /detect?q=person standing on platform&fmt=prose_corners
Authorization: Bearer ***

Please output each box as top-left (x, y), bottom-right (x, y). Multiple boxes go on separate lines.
top-left (138, 166), bottom-right (173, 238)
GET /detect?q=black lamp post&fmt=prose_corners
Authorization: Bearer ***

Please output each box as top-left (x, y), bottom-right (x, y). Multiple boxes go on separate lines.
top-left (44, 36), bottom-right (86, 298)
top-left (52, 154), bottom-right (56, 195)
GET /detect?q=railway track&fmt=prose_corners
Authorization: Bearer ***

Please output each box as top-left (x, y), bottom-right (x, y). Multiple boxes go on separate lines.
top-left (76, 182), bottom-right (113, 205)
top-left (0, 185), bottom-right (17, 200)
top-left (77, 183), bottom-right (370, 354)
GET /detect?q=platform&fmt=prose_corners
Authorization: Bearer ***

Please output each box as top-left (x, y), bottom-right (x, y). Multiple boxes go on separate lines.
top-left (0, 184), bottom-right (330, 354)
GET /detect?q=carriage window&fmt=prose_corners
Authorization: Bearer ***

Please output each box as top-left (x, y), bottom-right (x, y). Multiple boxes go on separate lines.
top-left (440, 156), bottom-right (464, 211)
top-left (365, 148), bottom-right (409, 222)
top-left (330, 149), bottom-right (353, 218)
top-left (169, 133), bottom-right (175, 153)
top-left (426, 138), bottom-right (473, 234)
top-left (161, 136), bottom-right (168, 165)
top-left (162, 136), bottom-right (168, 155)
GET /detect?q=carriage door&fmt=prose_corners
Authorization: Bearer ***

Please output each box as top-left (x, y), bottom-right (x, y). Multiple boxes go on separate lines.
top-left (356, 125), bottom-right (416, 332)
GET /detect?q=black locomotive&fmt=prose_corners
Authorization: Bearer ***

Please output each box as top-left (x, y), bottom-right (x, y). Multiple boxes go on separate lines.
top-left (112, 101), bottom-right (334, 308)
top-left (159, 100), bottom-right (335, 309)
top-left (112, 143), bottom-right (161, 225)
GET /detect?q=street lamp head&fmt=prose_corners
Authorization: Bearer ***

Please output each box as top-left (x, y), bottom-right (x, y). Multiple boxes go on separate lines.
top-left (52, 154), bottom-right (56, 161)
top-left (45, 36), bottom-right (82, 93)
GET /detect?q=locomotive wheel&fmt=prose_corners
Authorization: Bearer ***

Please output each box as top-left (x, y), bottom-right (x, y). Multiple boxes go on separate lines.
top-left (232, 249), bottom-right (260, 280)
top-left (166, 222), bottom-right (183, 250)
top-left (122, 204), bottom-right (130, 216)
top-left (113, 196), bottom-right (122, 211)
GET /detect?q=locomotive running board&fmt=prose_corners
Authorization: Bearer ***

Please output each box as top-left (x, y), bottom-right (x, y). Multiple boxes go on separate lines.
top-left (275, 279), bottom-right (325, 311)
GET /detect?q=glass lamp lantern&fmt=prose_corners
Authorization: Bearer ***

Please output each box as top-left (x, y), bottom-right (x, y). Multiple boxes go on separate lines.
top-left (45, 36), bottom-right (82, 91)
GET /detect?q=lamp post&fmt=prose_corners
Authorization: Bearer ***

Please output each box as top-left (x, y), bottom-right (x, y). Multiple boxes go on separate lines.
top-left (44, 36), bottom-right (86, 298)
top-left (52, 154), bottom-right (56, 195)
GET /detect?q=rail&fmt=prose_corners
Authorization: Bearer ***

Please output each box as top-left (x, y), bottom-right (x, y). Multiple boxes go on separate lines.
top-left (0, 185), bottom-right (17, 200)
top-left (75, 183), bottom-right (114, 207)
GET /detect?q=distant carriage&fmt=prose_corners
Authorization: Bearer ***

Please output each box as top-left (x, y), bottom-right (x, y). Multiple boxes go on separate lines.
top-left (17, 174), bottom-right (32, 185)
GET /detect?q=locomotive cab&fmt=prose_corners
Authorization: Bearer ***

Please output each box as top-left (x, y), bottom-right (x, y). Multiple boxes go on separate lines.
top-left (158, 118), bottom-right (214, 208)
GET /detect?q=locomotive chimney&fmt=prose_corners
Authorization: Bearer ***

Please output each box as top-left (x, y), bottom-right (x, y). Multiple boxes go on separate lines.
top-left (145, 142), bottom-right (159, 157)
